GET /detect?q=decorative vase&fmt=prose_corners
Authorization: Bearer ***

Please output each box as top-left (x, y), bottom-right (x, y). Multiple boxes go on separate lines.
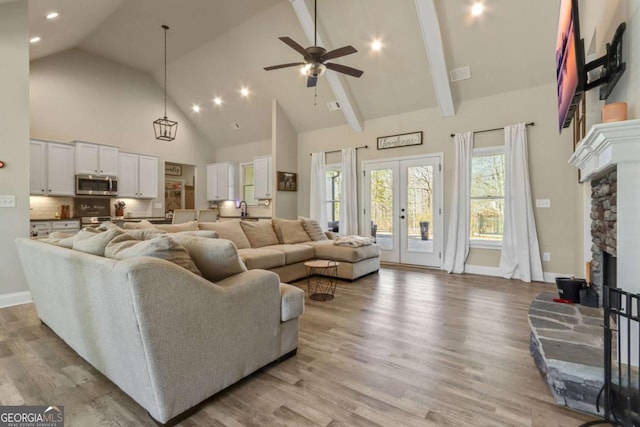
top-left (115, 208), bottom-right (124, 217)
top-left (602, 102), bottom-right (627, 123)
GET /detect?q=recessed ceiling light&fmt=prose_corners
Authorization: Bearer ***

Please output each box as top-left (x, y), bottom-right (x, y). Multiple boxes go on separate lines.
top-left (240, 87), bottom-right (249, 97)
top-left (192, 104), bottom-right (200, 113)
top-left (471, 2), bottom-right (484, 16)
top-left (213, 97), bottom-right (223, 106)
top-left (371, 39), bottom-right (382, 52)
top-left (46, 12), bottom-right (59, 20)
top-left (30, 36), bottom-right (41, 44)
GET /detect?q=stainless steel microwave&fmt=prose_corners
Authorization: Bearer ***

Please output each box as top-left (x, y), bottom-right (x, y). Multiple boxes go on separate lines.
top-left (76, 174), bottom-right (118, 196)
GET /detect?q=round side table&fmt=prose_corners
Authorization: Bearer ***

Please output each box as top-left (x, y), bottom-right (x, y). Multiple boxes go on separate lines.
top-left (304, 260), bottom-right (339, 301)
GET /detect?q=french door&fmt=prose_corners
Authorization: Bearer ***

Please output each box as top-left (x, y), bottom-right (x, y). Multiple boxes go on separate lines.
top-left (363, 154), bottom-right (443, 267)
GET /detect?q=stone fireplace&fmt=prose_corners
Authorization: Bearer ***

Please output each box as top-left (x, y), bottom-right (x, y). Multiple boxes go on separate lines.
top-left (570, 118), bottom-right (640, 366)
top-left (590, 169), bottom-right (617, 306)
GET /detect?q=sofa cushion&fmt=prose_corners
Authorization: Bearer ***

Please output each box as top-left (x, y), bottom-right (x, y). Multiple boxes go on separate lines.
top-left (169, 235), bottom-right (247, 282)
top-left (123, 228), bottom-right (167, 240)
top-left (272, 218), bottom-right (311, 244)
top-left (122, 219), bottom-right (155, 230)
top-left (153, 221), bottom-right (199, 232)
top-left (72, 228), bottom-right (125, 256)
top-left (264, 244), bottom-right (314, 265)
top-left (198, 221), bottom-right (251, 249)
top-left (299, 217), bottom-right (328, 241)
top-left (105, 235), bottom-right (201, 276)
top-left (307, 240), bottom-right (381, 262)
top-left (237, 248), bottom-right (286, 270)
top-left (280, 283), bottom-right (304, 322)
top-left (240, 220), bottom-right (279, 248)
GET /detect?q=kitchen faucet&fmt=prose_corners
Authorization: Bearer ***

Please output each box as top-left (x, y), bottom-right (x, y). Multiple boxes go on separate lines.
top-left (239, 201), bottom-right (248, 217)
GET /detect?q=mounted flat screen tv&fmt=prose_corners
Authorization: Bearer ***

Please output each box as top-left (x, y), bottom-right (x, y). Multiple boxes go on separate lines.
top-left (556, 0), bottom-right (585, 132)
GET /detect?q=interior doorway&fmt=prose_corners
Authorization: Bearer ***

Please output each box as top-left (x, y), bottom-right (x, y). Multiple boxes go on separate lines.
top-left (164, 162), bottom-right (196, 214)
top-left (363, 154), bottom-right (443, 268)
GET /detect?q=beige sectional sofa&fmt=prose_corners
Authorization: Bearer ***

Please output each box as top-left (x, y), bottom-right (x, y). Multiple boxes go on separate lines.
top-left (129, 217), bottom-right (381, 282)
top-left (15, 230), bottom-right (304, 424)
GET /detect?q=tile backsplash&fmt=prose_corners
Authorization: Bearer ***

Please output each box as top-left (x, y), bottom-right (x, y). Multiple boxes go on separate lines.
top-left (30, 196), bottom-right (153, 219)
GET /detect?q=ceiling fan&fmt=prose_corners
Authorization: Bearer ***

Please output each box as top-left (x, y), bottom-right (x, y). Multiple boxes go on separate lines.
top-left (263, 0), bottom-right (364, 88)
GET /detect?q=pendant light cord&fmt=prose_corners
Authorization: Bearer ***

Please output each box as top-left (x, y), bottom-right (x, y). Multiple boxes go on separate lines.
top-left (314, 0), bottom-right (317, 46)
top-left (162, 25), bottom-right (169, 119)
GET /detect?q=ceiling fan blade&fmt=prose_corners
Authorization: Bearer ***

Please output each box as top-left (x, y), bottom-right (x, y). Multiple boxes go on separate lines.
top-left (325, 62), bottom-right (364, 78)
top-left (264, 62), bottom-right (305, 71)
top-left (320, 45), bottom-right (357, 62)
top-left (279, 37), bottom-right (310, 59)
top-left (307, 76), bottom-right (318, 88)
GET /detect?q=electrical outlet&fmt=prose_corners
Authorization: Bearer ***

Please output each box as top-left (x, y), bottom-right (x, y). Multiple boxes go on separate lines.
top-left (536, 199), bottom-right (551, 208)
top-left (0, 195), bottom-right (16, 208)
top-left (542, 252), bottom-right (551, 262)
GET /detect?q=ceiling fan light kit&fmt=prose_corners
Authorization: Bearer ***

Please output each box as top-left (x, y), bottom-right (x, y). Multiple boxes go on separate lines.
top-left (153, 24), bottom-right (178, 142)
top-left (263, 0), bottom-right (363, 88)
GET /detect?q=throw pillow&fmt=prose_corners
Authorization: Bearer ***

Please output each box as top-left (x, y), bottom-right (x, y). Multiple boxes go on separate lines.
top-left (239, 220), bottom-right (280, 248)
top-left (272, 218), bottom-right (312, 244)
top-left (105, 235), bottom-right (201, 276)
top-left (153, 220), bottom-right (198, 232)
top-left (198, 221), bottom-right (251, 249)
top-left (43, 231), bottom-right (78, 248)
top-left (174, 230), bottom-right (219, 238)
top-left (72, 228), bottom-right (124, 256)
top-left (170, 235), bottom-right (247, 282)
top-left (124, 228), bottom-right (167, 240)
top-left (299, 216), bottom-right (328, 241)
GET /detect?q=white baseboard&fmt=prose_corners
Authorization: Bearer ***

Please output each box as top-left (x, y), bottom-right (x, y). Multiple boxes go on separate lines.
top-left (0, 291), bottom-right (32, 309)
top-left (464, 264), bottom-right (571, 284)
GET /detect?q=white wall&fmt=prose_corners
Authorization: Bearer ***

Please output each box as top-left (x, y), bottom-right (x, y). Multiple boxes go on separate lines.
top-left (214, 138), bottom-right (271, 164)
top-left (30, 49), bottom-right (214, 216)
top-left (272, 100), bottom-right (298, 219)
top-left (297, 83), bottom-right (581, 275)
top-left (0, 1), bottom-right (30, 302)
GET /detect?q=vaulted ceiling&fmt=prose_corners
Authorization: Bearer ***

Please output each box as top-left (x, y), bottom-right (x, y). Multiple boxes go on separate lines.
top-left (28, 0), bottom-right (559, 147)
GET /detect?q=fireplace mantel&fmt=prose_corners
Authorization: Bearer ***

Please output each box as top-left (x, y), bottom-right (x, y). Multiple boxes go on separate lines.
top-left (569, 119), bottom-right (640, 182)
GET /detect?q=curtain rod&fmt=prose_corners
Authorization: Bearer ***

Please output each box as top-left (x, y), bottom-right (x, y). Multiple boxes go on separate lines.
top-left (449, 122), bottom-right (535, 138)
top-left (310, 145), bottom-right (368, 156)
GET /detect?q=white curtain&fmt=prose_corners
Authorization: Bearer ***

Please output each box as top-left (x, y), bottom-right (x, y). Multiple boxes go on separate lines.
top-left (499, 123), bottom-right (544, 282)
top-left (310, 152), bottom-right (327, 230)
top-left (443, 132), bottom-right (473, 274)
top-left (339, 147), bottom-right (358, 235)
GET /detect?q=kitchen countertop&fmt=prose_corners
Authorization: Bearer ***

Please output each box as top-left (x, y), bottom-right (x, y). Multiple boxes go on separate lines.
top-left (30, 218), bottom-right (81, 222)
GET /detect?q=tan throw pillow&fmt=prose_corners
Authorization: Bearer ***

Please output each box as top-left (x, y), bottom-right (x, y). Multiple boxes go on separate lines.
top-left (124, 228), bottom-right (167, 240)
top-left (43, 231), bottom-right (78, 248)
top-left (198, 221), bottom-right (251, 249)
top-left (72, 228), bottom-right (124, 256)
top-left (170, 235), bottom-right (247, 282)
top-left (239, 220), bottom-right (280, 248)
top-left (153, 220), bottom-right (198, 232)
top-left (95, 221), bottom-right (120, 232)
top-left (272, 218), bottom-right (312, 244)
top-left (105, 235), bottom-right (201, 276)
top-left (299, 216), bottom-right (328, 241)
top-left (122, 219), bottom-right (155, 230)
top-left (174, 230), bottom-right (219, 238)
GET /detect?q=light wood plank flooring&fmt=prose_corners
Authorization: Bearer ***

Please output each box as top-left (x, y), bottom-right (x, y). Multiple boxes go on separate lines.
top-left (0, 266), bottom-right (599, 426)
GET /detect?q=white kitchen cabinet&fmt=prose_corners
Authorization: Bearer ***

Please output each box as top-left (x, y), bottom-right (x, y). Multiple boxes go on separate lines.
top-left (253, 156), bottom-right (272, 199)
top-left (30, 219), bottom-right (81, 237)
top-left (118, 152), bottom-right (158, 199)
top-left (30, 140), bottom-right (75, 196)
top-left (74, 142), bottom-right (119, 176)
top-left (207, 162), bottom-right (237, 201)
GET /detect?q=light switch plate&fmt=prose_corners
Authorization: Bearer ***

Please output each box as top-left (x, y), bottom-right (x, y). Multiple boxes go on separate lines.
top-left (536, 199), bottom-right (551, 208)
top-left (0, 195), bottom-right (16, 208)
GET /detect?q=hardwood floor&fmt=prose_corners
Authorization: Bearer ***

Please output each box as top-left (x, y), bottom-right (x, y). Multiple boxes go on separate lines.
top-left (0, 266), bottom-right (598, 426)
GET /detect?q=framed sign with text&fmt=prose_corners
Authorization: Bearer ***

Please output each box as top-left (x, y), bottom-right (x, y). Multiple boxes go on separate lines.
top-left (377, 131), bottom-right (423, 150)
top-left (165, 163), bottom-right (182, 176)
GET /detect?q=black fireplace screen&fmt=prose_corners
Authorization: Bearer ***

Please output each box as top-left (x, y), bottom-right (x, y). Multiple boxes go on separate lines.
top-left (583, 286), bottom-right (640, 426)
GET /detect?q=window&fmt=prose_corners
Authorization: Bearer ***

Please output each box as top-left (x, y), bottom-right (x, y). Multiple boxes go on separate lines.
top-left (240, 163), bottom-right (258, 205)
top-left (325, 165), bottom-right (341, 229)
top-left (470, 147), bottom-right (505, 247)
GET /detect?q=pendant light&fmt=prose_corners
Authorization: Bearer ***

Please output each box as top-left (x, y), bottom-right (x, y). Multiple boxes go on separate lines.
top-left (153, 24), bottom-right (178, 141)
